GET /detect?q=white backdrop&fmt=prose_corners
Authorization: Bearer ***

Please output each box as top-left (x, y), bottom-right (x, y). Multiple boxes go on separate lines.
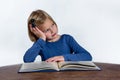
top-left (0, 0), bottom-right (120, 66)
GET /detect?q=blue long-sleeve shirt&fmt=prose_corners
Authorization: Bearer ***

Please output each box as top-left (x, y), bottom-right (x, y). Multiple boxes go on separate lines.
top-left (23, 34), bottom-right (92, 62)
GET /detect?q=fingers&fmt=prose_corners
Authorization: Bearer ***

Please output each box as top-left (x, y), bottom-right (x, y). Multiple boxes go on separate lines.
top-left (29, 24), bottom-right (33, 32)
top-left (46, 56), bottom-right (64, 62)
top-left (29, 25), bottom-right (46, 40)
top-left (29, 24), bottom-right (38, 34)
top-left (46, 57), bottom-right (55, 62)
top-left (30, 25), bottom-right (38, 33)
top-left (46, 57), bottom-right (58, 62)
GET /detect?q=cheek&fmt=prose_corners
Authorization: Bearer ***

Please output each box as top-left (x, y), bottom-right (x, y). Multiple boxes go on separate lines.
top-left (45, 32), bottom-right (51, 37)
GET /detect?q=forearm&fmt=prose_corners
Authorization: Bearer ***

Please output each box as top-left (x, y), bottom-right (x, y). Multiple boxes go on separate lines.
top-left (23, 38), bottom-right (45, 62)
top-left (64, 35), bottom-right (92, 61)
top-left (63, 52), bottom-right (92, 61)
top-left (23, 48), bottom-right (40, 62)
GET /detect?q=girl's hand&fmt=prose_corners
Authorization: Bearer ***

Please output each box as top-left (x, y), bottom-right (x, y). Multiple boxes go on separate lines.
top-left (45, 56), bottom-right (65, 62)
top-left (29, 25), bottom-right (46, 41)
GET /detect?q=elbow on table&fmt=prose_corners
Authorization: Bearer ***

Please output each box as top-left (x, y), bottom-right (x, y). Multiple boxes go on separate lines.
top-left (23, 57), bottom-right (34, 63)
top-left (87, 53), bottom-right (92, 61)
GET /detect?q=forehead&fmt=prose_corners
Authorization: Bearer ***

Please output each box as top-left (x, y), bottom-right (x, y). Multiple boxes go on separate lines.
top-left (39, 19), bottom-right (53, 30)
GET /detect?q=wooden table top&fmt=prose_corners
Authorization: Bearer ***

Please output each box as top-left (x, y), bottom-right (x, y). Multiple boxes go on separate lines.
top-left (0, 62), bottom-right (120, 80)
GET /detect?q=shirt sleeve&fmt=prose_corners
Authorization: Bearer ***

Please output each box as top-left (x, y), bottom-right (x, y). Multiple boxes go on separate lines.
top-left (23, 38), bottom-right (46, 62)
top-left (63, 35), bottom-right (92, 61)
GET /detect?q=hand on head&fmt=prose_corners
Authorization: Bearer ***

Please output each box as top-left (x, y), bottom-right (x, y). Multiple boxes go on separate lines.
top-left (29, 25), bottom-right (46, 41)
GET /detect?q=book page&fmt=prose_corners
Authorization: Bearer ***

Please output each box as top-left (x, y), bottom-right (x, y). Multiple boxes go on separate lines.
top-left (58, 61), bottom-right (100, 71)
top-left (19, 61), bottom-right (59, 72)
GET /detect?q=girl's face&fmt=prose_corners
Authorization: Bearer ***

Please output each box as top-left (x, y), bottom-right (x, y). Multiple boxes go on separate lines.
top-left (38, 19), bottom-right (59, 41)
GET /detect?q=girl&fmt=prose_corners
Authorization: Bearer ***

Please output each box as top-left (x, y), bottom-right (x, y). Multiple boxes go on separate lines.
top-left (23, 9), bottom-right (92, 62)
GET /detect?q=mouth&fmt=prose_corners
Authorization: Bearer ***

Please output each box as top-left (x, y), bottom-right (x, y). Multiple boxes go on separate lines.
top-left (52, 33), bottom-right (56, 37)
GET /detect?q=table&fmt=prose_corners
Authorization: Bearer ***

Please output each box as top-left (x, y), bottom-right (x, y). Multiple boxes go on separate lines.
top-left (0, 62), bottom-right (120, 80)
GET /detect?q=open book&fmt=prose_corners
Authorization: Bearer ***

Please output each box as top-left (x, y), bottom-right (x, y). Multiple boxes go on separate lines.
top-left (18, 61), bottom-right (101, 72)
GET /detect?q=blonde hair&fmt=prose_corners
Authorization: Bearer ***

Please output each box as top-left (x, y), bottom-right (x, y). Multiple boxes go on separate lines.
top-left (27, 9), bottom-right (57, 42)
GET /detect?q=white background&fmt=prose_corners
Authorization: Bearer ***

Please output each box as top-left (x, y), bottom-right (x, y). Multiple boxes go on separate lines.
top-left (0, 0), bottom-right (120, 67)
